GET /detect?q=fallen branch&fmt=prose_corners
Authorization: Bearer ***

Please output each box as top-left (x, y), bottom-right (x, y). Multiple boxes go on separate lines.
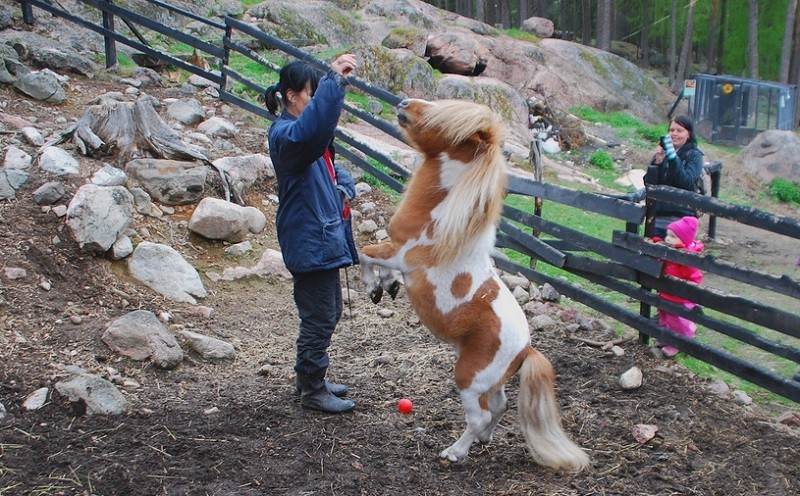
top-left (568, 334), bottom-right (635, 350)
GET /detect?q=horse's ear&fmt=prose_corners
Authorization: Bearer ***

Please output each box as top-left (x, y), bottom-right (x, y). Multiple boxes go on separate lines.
top-left (475, 129), bottom-right (497, 149)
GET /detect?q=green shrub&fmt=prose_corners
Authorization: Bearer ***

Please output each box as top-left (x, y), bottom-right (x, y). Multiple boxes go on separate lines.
top-left (589, 150), bottom-right (614, 170)
top-left (768, 178), bottom-right (800, 204)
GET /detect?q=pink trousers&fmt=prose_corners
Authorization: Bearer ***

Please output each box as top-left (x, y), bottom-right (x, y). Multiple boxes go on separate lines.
top-left (659, 302), bottom-right (697, 339)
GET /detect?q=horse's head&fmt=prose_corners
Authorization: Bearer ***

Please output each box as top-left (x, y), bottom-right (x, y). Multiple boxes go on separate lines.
top-left (397, 99), bottom-right (505, 161)
top-left (396, 98), bottom-right (508, 265)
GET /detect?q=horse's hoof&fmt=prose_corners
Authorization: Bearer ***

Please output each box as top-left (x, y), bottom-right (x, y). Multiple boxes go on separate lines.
top-left (388, 280), bottom-right (401, 300)
top-left (370, 287), bottom-right (384, 304)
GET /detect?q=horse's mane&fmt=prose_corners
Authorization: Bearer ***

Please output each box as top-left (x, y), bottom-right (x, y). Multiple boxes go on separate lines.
top-left (420, 100), bottom-right (508, 265)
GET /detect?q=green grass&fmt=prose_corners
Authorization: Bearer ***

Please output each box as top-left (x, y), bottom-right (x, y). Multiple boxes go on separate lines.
top-left (504, 28), bottom-right (539, 43)
top-left (588, 150), bottom-right (614, 170)
top-left (570, 105), bottom-right (666, 148)
top-left (768, 178), bottom-right (800, 205)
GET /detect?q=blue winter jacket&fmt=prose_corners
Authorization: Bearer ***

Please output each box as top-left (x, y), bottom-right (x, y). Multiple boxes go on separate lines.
top-left (267, 71), bottom-right (358, 274)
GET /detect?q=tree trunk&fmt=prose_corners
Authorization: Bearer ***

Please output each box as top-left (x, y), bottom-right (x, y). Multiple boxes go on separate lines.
top-left (582, 0), bottom-right (592, 45)
top-left (707, 0), bottom-right (720, 73)
top-left (791, 0), bottom-right (800, 84)
top-left (596, 0), bottom-right (612, 50)
top-left (748, 0), bottom-right (759, 79)
top-left (641, 0), bottom-right (650, 66)
top-left (672, 0), bottom-right (697, 94)
top-left (780, 0), bottom-right (797, 83)
top-left (500, 0), bottom-right (511, 28)
top-left (476, 0), bottom-right (486, 23)
top-left (669, 0), bottom-right (677, 87)
top-left (519, 0), bottom-right (530, 24)
top-left (716, 0), bottom-right (728, 74)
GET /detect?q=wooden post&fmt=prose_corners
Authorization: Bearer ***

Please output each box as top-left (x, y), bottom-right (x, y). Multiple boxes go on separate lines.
top-left (102, 0), bottom-right (117, 69)
top-left (639, 163), bottom-right (661, 344)
top-left (708, 166), bottom-right (723, 239)
top-left (529, 139), bottom-right (543, 269)
top-left (220, 20), bottom-right (232, 93)
top-left (21, 0), bottom-right (34, 24)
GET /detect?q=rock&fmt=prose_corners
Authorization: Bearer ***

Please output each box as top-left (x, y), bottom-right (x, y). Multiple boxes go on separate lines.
top-left (55, 371), bottom-right (128, 415)
top-left (522, 17), bottom-right (555, 38)
top-left (179, 330), bottom-right (235, 359)
top-left (38, 147), bottom-right (79, 176)
top-left (4, 145), bottom-right (32, 169)
top-left (3, 267), bottom-right (27, 280)
top-left (127, 242), bottom-right (207, 304)
top-left (32, 181), bottom-right (65, 205)
top-left (541, 283), bottom-right (561, 302)
top-left (529, 314), bottom-right (557, 331)
top-left (66, 184), bottom-right (134, 254)
top-left (14, 70), bottom-right (67, 104)
top-left (619, 366), bottom-right (643, 389)
top-left (632, 423), bottom-right (658, 444)
top-left (22, 387), bottom-right (49, 410)
top-left (102, 310), bottom-right (184, 369)
top-left (776, 412), bottom-right (800, 428)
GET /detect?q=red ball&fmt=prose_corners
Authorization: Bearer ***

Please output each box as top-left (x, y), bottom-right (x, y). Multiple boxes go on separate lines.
top-left (398, 398), bottom-right (413, 414)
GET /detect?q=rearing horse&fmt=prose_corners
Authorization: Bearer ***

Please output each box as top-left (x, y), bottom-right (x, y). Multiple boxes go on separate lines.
top-left (360, 98), bottom-right (589, 472)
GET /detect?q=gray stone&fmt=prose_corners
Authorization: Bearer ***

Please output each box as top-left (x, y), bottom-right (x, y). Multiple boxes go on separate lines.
top-left (15, 71), bottom-right (67, 104)
top-left (102, 310), bottom-right (184, 369)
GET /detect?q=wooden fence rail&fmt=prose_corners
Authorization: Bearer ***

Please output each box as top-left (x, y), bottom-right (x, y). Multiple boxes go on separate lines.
top-left (17, 0), bottom-right (800, 404)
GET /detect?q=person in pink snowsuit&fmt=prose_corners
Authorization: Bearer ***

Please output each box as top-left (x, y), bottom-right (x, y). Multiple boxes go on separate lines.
top-left (652, 216), bottom-right (704, 357)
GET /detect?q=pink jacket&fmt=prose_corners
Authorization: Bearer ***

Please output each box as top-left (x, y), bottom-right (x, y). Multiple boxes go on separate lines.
top-left (653, 238), bottom-right (704, 304)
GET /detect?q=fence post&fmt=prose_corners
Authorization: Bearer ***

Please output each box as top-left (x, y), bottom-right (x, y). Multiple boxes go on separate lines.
top-left (101, 0), bottom-right (117, 68)
top-left (708, 167), bottom-right (722, 239)
top-left (528, 139), bottom-right (543, 270)
top-left (20, 0), bottom-right (34, 24)
top-left (220, 20), bottom-right (232, 94)
top-left (638, 164), bottom-right (660, 344)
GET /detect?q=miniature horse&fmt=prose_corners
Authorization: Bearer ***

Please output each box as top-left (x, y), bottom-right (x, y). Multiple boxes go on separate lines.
top-left (359, 99), bottom-right (589, 472)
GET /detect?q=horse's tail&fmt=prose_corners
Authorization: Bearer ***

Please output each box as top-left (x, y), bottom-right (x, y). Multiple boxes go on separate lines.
top-left (517, 348), bottom-right (590, 473)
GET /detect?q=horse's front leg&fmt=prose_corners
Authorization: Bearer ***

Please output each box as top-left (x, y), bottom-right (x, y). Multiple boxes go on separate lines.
top-left (360, 241), bottom-right (403, 304)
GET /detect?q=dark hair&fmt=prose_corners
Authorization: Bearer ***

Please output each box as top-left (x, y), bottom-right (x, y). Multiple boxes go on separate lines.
top-left (671, 114), bottom-right (697, 145)
top-left (264, 60), bottom-right (321, 116)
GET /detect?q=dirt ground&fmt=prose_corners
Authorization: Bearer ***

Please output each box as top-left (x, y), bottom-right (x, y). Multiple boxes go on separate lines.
top-left (1, 78), bottom-right (799, 496)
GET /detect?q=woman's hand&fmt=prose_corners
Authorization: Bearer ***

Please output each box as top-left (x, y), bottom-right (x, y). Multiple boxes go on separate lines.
top-left (653, 145), bottom-right (665, 164)
top-left (331, 53), bottom-right (357, 77)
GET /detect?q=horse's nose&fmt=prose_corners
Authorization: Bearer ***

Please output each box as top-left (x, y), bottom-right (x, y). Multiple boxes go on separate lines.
top-left (398, 99), bottom-right (410, 109)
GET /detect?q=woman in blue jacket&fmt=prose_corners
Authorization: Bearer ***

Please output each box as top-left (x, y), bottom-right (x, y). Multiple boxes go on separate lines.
top-left (265, 54), bottom-right (359, 413)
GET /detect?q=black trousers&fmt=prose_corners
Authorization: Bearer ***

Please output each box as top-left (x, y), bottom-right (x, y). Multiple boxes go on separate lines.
top-left (292, 268), bottom-right (343, 386)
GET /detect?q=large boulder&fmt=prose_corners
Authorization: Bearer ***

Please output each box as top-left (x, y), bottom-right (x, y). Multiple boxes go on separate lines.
top-left (435, 75), bottom-right (529, 146)
top-left (522, 17), bottom-right (555, 38)
top-left (740, 130), bottom-right (800, 183)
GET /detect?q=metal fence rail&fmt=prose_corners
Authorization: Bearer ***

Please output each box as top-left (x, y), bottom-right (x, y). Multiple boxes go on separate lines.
top-left (17, 0), bottom-right (800, 404)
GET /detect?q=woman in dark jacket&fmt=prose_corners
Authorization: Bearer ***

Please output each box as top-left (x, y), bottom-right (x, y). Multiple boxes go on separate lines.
top-left (265, 54), bottom-right (359, 413)
top-left (644, 114), bottom-right (705, 238)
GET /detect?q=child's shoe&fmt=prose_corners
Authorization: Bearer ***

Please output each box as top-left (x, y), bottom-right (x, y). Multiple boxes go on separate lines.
top-left (661, 346), bottom-right (679, 357)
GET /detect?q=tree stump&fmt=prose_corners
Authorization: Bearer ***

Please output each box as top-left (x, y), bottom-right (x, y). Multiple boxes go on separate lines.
top-left (38, 93), bottom-right (232, 200)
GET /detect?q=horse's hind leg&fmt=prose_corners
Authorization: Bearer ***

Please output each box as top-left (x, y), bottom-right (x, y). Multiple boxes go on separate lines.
top-left (440, 389), bottom-right (492, 463)
top-left (477, 387), bottom-right (507, 444)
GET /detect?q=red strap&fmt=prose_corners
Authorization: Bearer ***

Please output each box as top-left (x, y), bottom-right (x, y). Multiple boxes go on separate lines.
top-left (323, 149), bottom-right (350, 220)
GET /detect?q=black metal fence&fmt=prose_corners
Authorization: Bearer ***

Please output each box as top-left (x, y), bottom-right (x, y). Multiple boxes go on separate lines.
top-left (16, 0), bottom-right (800, 404)
top-left (690, 73), bottom-right (798, 146)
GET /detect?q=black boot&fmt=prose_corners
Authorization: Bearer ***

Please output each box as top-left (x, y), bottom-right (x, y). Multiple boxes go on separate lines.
top-left (295, 377), bottom-right (349, 397)
top-left (296, 374), bottom-right (355, 413)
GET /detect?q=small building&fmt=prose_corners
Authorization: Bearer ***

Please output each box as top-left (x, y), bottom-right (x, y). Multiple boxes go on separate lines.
top-left (688, 74), bottom-right (797, 146)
